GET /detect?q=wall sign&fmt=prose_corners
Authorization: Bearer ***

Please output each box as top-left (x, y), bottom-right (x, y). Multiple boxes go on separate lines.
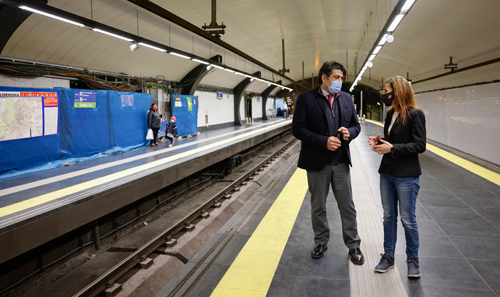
top-left (0, 91), bottom-right (58, 141)
top-left (74, 91), bottom-right (96, 108)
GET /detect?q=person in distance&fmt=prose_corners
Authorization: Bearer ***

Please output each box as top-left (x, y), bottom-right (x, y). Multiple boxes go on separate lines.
top-left (368, 76), bottom-right (426, 278)
top-left (292, 61), bottom-right (364, 265)
top-left (147, 103), bottom-right (162, 147)
top-left (165, 116), bottom-right (178, 147)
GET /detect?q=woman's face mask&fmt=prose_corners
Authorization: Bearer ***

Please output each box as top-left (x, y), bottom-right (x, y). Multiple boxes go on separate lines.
top-left (153, 106), bottom-right (157, 110)
top-left (382, 92), bottom-right (394, 107)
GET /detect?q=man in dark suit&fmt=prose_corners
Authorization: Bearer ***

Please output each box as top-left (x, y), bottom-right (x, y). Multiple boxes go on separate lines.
top-left (292, 61), bottom-right (364, 264)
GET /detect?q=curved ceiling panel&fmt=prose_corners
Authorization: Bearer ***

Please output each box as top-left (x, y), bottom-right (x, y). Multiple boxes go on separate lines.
top-left (1, 0), bottom-right (499, 93)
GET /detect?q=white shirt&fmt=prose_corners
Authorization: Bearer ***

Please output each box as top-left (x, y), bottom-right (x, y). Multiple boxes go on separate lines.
top-left (282, 102), bottom-right (288, 110)
top-left (319, 86), bottom-right (336, 104)
top-left (388, 112), bottom-right (399, 137)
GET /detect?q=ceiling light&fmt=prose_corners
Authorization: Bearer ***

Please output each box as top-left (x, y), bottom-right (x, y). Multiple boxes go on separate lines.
top-left (373, 46), bottom-right (382, 55)
top-left (234, 72), bottom-right (243, 75)
top-left (170, 52), bottom-right (191, 59)
top-left (250, 78), bottom-right (255, 82)
top-left (224, 68), bottom-right (235, 73)
top-left (92, 28), bottom-right (133, 42)
top-left (386, 34), bottom-right (394, 43)
top-left (210, 64), bottom-right (224, 69)
top-left (387, 14), bottom-right (404, 32)
top-left (192, 58), bottom-right (209, 65)
top-left (206, 65), bottom-right (212, 71)
top-left (138, 42), bottom-right (166, 52)
top-left (368, 55), bottom-right (376, 61)
top-left (367, 62), bottom-right (373, 68)
top-left (243, 74), bottom-right (252, 78)
top-left (379, 34), bottom-right (388, 46)
top-left (129, 42), bottom-right (139, 52)
top-left (20, 6), bottom-right (85, 27)
top-left (401, 0), bottom-right (417, 11)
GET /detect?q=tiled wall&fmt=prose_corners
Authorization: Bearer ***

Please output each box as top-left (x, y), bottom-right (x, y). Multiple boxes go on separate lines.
top-left (415, 82), bottom-right (500, 165)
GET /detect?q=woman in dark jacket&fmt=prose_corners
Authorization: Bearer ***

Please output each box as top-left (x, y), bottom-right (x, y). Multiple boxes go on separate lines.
top-left (147, 103), bottom-right (162, 146)
top-left (368, 76), bottom-right (426, 278)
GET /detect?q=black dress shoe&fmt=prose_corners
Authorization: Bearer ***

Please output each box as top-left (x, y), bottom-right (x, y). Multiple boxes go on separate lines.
top-left (349, 247), bottom-right (365, 265)
top-left (311, 244), bottom-right (328, 259)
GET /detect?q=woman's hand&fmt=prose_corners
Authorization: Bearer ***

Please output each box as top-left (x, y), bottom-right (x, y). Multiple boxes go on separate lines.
top-left (368, 134), bottom-right (381, 149)
top-left (372, 139), bottom-right (393, 155)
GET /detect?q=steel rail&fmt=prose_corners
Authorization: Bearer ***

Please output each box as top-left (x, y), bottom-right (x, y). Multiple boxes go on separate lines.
top-left (72, 138), bottom-right (297, 297)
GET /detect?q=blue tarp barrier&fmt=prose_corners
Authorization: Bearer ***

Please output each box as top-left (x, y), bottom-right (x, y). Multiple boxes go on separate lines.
top-left (0, 87), bottom-right (151, 180)
top-left (158, 116), bottom-right (166, 138)
top-left (171, 94), bottom-right (198, 136)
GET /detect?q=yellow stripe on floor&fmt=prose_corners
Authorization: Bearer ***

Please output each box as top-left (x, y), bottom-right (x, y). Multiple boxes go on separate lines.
top-left (365, 119), bottom-right (500, 186)
top-left (0, 121), bottom-right (289, 218)
top-left (210, 168), bottom-right (308, 297)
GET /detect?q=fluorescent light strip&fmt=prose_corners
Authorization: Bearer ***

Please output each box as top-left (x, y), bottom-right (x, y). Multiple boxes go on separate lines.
top-left (243, 74), bottom-right (252, 78)
top-left (234, 72), bottom-right (243, 75)
top-left (401, 0), bottom-right (417, 11)
top-left (20, 6), bottom-right (85, 27)
top-left (170, 52), bottom-right (191, 59)
top-left (373, 46), bottom-right (382, 55)
top-left (138, 42), bottom-right (166, 52)
top-left (368, 55), bottom-right (376, 61)
top-left (210, 64), bottom-right (224, 69)
top-left (224, 68), bottom-right (235, 73)
top-left (387, 14), bottom-right (404, 32)
top-left (92, 28), bottom-right (133, 42)
top-left (379, 34), bottom-right (388, 46)
top-left (192, 59), bottom-right (209, 65)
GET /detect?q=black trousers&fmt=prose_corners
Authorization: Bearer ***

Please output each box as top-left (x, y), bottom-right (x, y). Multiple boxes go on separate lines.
top-left (152, 128), bottom-right (159, 144)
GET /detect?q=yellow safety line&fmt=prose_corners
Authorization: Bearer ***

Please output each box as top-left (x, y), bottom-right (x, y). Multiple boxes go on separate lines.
top-left (365, 119), bottom-right (500, 186)
top-left (210, 168), bottom-right (308, 297)
top-left (0, 121), bottom-right (289, 218)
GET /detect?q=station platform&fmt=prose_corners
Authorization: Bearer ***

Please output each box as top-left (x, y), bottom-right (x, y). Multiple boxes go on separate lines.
top-left (0, 118), bottom-right (292, 264)
top-left (156, 120), bottom-right (500, 297)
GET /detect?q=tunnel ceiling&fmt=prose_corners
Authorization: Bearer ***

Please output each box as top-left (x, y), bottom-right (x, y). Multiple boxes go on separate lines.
top-left (1, 0), bottom-right (500, 92)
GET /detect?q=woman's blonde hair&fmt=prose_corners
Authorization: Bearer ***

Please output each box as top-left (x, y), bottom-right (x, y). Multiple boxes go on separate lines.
top-left (385, 76), bottom-right (419, 125)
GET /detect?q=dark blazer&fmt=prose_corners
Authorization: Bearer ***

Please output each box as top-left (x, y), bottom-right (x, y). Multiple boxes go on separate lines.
top-left (379, 108), bottom-right (426, 177)
top-left (292, 87), bottom-right (361, 171)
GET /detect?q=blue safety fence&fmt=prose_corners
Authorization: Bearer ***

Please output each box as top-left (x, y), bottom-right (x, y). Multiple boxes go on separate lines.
top-left (158, 116), bottom-right (167, 138)
top-left (171, 94), bottom-right (198, 136)
top-left (0, 86), bottom-right (151, 180)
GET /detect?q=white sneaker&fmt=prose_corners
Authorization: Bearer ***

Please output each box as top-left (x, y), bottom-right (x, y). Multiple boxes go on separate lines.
top-left (169, 144), bottom-right (173, 147)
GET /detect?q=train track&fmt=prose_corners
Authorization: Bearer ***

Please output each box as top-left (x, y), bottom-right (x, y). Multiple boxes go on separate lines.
top-left (72, 138), bottom-right (297, 297)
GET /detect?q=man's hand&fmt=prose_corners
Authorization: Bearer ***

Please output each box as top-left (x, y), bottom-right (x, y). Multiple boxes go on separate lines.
top-left (338, 127), bottom-right (350, 140)
top-left (327, 136), bottom-right (341, 151)
top-left (368, 134), bottom-right (381, 149)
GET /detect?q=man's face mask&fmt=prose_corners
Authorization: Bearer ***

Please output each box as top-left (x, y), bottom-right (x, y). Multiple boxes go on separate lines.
top-left (327, 77), bottom-right (342, 94)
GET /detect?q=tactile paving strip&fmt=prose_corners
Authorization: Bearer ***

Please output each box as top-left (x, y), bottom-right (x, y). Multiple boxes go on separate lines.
top-left (349, 142), bottom-right (409, 297)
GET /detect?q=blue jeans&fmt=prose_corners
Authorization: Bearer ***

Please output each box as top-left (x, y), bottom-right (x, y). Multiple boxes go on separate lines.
top-left (380, 173), bottom-right (420, 259)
